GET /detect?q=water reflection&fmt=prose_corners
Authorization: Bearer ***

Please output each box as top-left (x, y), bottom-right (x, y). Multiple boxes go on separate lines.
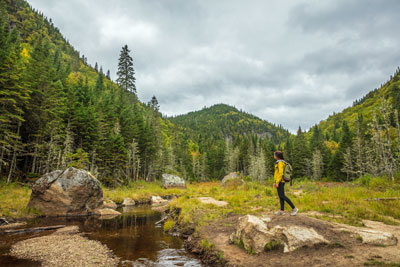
top-left (86, 206), bottom-right (185, 262)
top-left (1, 206), bottom-right (202, 266)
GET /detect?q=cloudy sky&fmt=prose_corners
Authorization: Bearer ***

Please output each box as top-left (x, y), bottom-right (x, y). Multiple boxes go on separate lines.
top-left (29, 0), bottom-right (400, 132)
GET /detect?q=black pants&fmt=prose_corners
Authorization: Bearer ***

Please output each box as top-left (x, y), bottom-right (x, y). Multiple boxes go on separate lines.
top-left (277, 182), bottom-right (295, 211)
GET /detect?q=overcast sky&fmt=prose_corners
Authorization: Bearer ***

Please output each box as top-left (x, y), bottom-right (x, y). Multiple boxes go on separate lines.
top-left (29, 0), bottom-right (400, 132)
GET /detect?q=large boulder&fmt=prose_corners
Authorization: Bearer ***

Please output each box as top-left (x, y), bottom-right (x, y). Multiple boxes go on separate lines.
top-left (27, 167), bottom-right (103, 216)
top-left (230, 215), bottom-right (329, 254)
top-left (162, 174), bottom-right (186, 189)
top-left (221, 172), bottom-right (244, 187)
top-left (283, 226), bottom-right (329, 252)
top-left (230, 215), bottom-right (275, 253)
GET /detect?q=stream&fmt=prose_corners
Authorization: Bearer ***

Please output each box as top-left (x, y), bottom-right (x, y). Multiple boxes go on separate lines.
top-left (0, 205), bottom-right (203, 266)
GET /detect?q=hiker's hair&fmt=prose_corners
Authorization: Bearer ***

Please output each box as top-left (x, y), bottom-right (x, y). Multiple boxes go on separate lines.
top-left (274, 151), bottom-right (284, 160)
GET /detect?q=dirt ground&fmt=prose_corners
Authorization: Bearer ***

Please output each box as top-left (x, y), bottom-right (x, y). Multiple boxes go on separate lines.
top-left (191, 213), bottom-right (400, 267)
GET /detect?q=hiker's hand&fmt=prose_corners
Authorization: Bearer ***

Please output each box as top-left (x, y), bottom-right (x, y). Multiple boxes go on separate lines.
top-left (273, 183), bottom-right (278, 188)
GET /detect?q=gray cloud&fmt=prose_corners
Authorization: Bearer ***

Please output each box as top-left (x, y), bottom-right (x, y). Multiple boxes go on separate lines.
top-left (29, 0), bottom-right (400, 132)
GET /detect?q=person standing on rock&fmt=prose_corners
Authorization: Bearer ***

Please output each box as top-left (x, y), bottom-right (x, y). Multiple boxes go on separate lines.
top-left (273, 151), bottom-right (298, 216)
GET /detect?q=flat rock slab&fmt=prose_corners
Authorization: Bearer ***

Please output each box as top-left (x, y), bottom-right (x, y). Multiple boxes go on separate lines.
top-left (197, 197), bottom-right (228, 207)
top-left (283, 226), bottom-right (329, 252)
top-left (94, 208), bottom-right (121, 219)
top-left (357, 229), bottom-right (398, 246)
top-left (102, 200), bottom-right (117, 210)
top-left (10, 234), bottom-right (118, 267)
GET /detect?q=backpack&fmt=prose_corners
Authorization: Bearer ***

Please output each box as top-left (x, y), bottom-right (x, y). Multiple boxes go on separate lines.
top-left (278, 160), bottom-right (293, 185)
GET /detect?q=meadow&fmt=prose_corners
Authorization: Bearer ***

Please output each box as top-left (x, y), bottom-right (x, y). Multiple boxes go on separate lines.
top-left (1, 176), bottom-right (399, 228)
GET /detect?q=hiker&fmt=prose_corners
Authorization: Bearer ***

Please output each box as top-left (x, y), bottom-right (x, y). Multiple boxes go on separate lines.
top-left (273, 151), bottom-right (298, 216)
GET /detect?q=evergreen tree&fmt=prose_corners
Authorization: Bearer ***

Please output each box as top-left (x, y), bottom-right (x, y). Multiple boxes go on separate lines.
top-left (116, 44), bottom-right (136, 94)
top-left (328, 120), bottom-right (352, 180)
top-left (0, 6), bottom-right (30, 178)
top-left (292, 127), bottom-right (310, 177)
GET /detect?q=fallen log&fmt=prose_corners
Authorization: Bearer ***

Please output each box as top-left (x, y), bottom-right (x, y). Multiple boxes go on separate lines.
top-left (1, 225), bottom-right (66, 234)
top-left (364, 197), bottom-right (400, 201)
top-left (155, 216), bottom-right (168, 225)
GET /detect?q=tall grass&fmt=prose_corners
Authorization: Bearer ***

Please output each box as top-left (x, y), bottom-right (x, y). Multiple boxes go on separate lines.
top-left (0, 182), bottom-right (38, 218)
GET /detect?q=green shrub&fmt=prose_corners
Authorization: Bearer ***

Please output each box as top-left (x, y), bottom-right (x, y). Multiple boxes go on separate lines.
top-left (163, 219), bottom-right (175, 231)
top-left (264, 240), bottom-right (282, 251)
top-left (201, 239), bottom-right (215, 251)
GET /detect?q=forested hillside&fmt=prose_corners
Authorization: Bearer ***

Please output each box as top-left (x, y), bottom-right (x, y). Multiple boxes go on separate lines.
top-left (170, 104), bottom-right (290, 179)
top-left (2, 0), bottom-right (400, 185)
top-left (0, 0), bottom-right (290, 183)
top-left (170, 104), bottom-right (289, 144)
top-left (289, 68), bottom-right (400, 181)
top-left (0, 0), bottom-right (192, 184)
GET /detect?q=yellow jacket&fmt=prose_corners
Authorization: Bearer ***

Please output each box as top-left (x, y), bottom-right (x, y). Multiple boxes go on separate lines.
top-left (274, 161), bottom-right (286, 184)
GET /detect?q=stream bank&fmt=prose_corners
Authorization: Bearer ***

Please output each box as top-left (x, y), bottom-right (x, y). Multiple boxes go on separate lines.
top-left (1, 205), bottom-right (203, 267)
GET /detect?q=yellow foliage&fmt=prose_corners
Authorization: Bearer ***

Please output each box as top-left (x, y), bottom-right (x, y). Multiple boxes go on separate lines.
top-left (324, 140), bottom-right (338, 153)
top-left (20, 47), bottom-right (29, 59)
top-left (66, 72), bottom-right (81, 85)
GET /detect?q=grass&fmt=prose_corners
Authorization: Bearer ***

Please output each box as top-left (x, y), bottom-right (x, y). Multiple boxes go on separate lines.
top-left (0, 182), bottom-right (40, 218)
top-left (168, 179), bottom-right (400, 227)
top-left (163, 218), bottom-right (175, 231)
top-left (102, 180), bottom-right (185, 203)
top-left (200, 239), bottom-right (215, 251)
top-left (1, 177), bottom-right (399, 228)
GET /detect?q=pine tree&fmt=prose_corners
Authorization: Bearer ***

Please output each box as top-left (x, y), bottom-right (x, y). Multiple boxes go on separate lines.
top-left (150, 95), bottom-right (160, 111)
top-left (0, 7), bottom-right (30, 178)
top-left (328, 120), bottom-right (352, 180)
top-left (116, 44), bottom-right (136, 94)
top-left (292, 127), bottom-right (310, 177)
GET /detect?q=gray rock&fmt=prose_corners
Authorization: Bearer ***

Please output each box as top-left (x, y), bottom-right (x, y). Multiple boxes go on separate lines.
top-left (230, 214), bottom-right (329, 254)
top-left (151, 196), bottom-right (168, 205)
top-left (122, 198), bottom-right (135, 206)
top-left (102, 199), bottom-right (118, 210)
top-left (162, 174), bottom-right (186, 189)
top-left (94, 208), bottom-right (121, 219)
top-left (283, 226), bottom-right (329, 252)
top-left (27, 167), bottom-right (103, 216)
top-left (357, 229), bottom-right (398, 246)
top-left (221, 172), bottom-right (244, 187)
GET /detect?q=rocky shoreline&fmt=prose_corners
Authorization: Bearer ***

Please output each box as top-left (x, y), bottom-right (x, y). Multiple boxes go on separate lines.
top-left (9, 226), bottom-right (119, 267)
top-left (164, 209), bottom-right (400, 267)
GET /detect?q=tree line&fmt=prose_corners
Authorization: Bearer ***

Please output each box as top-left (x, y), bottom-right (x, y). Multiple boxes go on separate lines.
top-left (1, 0), bottom-right (400, 185)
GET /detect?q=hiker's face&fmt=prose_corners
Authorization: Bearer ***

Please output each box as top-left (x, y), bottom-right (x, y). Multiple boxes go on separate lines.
top-left (274, 153), bottom-right (277, 160)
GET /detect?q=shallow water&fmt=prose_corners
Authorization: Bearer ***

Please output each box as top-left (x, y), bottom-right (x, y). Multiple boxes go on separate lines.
top-left (0, 206), bottom-right (202, 266)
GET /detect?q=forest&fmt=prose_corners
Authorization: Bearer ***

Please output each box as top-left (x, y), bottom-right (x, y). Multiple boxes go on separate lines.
top-left (2, 0), bottom-right (400, 186)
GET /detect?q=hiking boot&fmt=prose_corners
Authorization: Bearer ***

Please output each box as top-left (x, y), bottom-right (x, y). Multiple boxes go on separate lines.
top-left (274, 210), bottom-right (285, 215)
top-left (290, 208), bottom-right (299, 216)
